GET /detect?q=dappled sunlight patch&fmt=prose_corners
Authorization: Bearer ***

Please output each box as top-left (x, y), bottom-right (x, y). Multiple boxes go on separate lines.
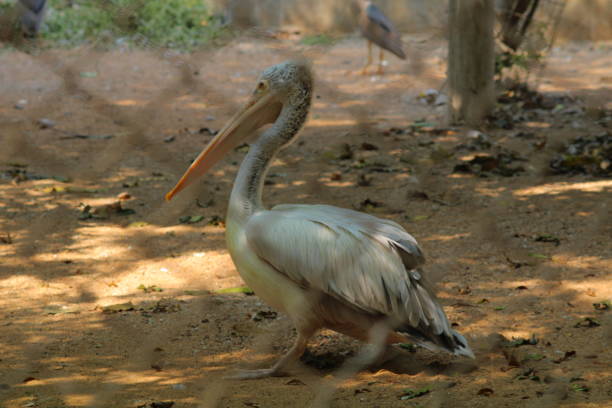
top-left (270, 158), bottom-right (289, 167)
top-left (455, 257), bottom-right (480, 266)
top-left (523, 121), bottom-right (551, 128)
top-left (267, 182), bottom-right (291, 189)
top-left (19, 373), bottom-right (91, 388)
top-left (446, 173), bottom-right (472, 180)
top-left (184, 102), bottom-right (208, 110)
top-left (494, 279), bottom-right (541, 291)
top-left (559, 279), bottom-right (612, 300)
top-left (338, 100), bottom-right (368, 108)
top-left (0, 274), bottom-right (55, 296)
top-left (514, 180), bottom-right (612, 196)
top-left (62, 393), bottom-right (96, 407)
top-left (498, 329), bottom-right (541, 341)
top-left (435, 135), bottom-right (461, 143)
top-left (551, 254), bottom-right (611, 271)
top-left (62, 226), bottom-right (139, 259)
top-left (103, 168), bottom-right (153, 182)
top-left (307, 118), bottom-right (359, 127)
top-left (422, 233), bottom-right (470, 242)
top-left (114, 99), bottom-right (142, 107)
top-left (102, 370), bottom-right (166, 385)
top-left (198, 350), bottom-right (256, 369)
top-left (323, 180), bottom-right (354, 188)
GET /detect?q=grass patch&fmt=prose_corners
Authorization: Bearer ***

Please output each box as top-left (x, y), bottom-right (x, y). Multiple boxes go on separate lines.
top-left (44, 0), bottom-right (117, 46)
top-left (300, 34), bottom-right (336, 46)
top-left (4, 0), bottom-right (230, 50)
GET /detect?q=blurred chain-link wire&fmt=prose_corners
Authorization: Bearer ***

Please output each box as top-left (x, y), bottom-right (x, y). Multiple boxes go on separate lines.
top-left (1, 1), bottom-right (610, 407)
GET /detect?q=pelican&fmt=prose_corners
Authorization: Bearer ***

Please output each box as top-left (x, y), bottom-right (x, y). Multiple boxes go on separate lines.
top-left (356, 0), bottom-right (406, 75)
top-left (17, 0), bottom-right (47, 37)
top-left (166, 61), bottom-right (473, 379)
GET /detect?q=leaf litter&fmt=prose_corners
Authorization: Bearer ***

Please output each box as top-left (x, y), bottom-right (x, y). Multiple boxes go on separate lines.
top-left (574, 317), bottom-right (601, 328)
top-left (592, 300), bottom-right (610, 311)
top-left (399, 386), bottom-right (431, 400)
top-left (453, 152), bottom-right (525, 177)
top-left (552, 350), bottom-right (576, 364)
top-left (214, 286), bottom-right (254, 295)
top-left (78, 201), bottom-right (135, 220)
top-left (503, 334), bottom-right (538, 347)
top-left (300, 349), bottom-right (351, 370)
top-left (534, 234), bottom-right (561, 246)
top-left (178, 215), bottom-right (204, 224)
top-left (550, 133), bottom-right (611, 176)
top-left (138, 284), bottom-right (163, 293)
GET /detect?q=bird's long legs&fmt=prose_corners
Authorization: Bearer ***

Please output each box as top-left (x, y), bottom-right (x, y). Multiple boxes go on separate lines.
top-left (361, 42), bottom-right (386, 75)
top-left (310, 321), bottom-right (391, 407)
top-left (377, 48), bottom-right (385, 75)
top-left (360, 41), bottom-right (373, 75)
top-left (227, 328), bottom-right (315, 380)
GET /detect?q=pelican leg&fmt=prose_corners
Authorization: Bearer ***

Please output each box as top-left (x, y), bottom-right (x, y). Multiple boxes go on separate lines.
top-left (376, 48), bottom-right (385, 75)
top-left (227, 327), bottom-right (314, 380)
top-left (369, 345), bottom-right (401, 368)
top-left (360, 41), bottom-right (373, 75)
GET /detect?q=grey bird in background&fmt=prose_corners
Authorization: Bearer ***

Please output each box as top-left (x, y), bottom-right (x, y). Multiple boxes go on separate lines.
top-left (17, 0), bottom-right (48, 36)
top-left (356, 0), bottom-right (406, 75)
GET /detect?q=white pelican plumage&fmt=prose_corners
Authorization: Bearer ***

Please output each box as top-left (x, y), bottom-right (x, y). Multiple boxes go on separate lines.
top-left (166, 61), bottom-right (473, 379)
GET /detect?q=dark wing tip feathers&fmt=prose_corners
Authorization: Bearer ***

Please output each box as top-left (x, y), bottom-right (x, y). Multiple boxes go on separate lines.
top-left (395, 47), bottom-right (407, 60)
top-left (395, 267), bottom-right (473, 358)
top-left (398, 325), bottom-right (473, 358)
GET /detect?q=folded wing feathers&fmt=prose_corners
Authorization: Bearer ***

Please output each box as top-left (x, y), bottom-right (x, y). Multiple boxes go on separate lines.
top-left (247, 204), bottom-right (466, 354)
top-left (366, 3), bottom-right (395, 33)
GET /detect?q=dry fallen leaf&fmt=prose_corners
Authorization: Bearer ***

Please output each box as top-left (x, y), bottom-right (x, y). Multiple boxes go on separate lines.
top-left (102, 302), bottom-right (135, 313)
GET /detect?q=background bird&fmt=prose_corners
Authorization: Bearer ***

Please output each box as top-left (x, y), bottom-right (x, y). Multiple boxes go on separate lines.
top-left (166, 60), bottom-right (473, 379)
top-left (356, 0), bottom-right (406, 75)
top-left (17, 0), bottom-right (48, 37)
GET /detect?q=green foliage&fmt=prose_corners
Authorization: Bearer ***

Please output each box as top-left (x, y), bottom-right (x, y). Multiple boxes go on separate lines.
top-left (300, 34), bottom-right (336, 46)
top-left (399, 386), bottom-right (431, 400)
top-left (495, 49), bottom-right (542, 78)
top-left (39, 0), bottom-right (228, 49)
top-left (133, 0), bottom-right (226, 49)
top-left (0, 1), bottom-right (15, 13)
top-left (44, 0), bottom-right (116, 46)
top-left (215, 286), bottom-right (255, 295)
top-left (495, 18), bottom-right (548, 81)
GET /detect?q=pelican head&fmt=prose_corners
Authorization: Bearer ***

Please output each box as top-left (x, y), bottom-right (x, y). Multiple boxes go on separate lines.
top-left (166, 60), bottom-right (312, 201)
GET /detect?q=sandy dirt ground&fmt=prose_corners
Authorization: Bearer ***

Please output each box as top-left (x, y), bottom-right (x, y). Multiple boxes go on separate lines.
top-left (0, 34), bottom-right (611, 408)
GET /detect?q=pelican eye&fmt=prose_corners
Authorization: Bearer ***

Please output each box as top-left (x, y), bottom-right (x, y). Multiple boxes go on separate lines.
top-left (255, 80), bottom-right (268, 93)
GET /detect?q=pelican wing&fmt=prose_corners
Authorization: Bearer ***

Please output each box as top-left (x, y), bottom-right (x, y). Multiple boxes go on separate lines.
top-left (244, 204), bottom-right (440, 324)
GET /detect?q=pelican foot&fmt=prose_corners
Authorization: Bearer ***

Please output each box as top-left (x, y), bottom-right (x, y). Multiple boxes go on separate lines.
top-left (225, 367), bottom-right (288, 380)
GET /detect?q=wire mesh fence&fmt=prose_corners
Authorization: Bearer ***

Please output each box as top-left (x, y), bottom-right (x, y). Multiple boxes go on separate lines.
top-left (1, 1), bottom-right (611, 408)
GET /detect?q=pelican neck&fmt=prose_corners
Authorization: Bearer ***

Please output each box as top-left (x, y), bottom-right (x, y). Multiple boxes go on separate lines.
top-left (227, 109), bottom-right (293, 223)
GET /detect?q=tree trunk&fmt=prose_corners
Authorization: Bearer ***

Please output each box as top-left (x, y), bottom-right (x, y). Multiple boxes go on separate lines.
top-left (448, 0), bottom-right (495, 125)
top-left (498, 0), bottom-right (540, 50)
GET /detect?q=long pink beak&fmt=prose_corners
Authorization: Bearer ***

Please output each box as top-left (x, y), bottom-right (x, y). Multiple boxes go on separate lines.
top-left (165, 92), bottom-right (281, 201)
